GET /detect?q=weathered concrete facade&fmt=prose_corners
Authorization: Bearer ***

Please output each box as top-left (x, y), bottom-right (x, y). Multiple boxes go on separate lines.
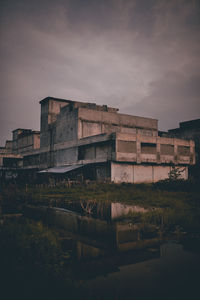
top-left (0, 140), bottom-right (22, 168)
top-left (0, 97), bottom-right (196, 183)
top-left (12, 129), bottom-right (40, 154)
top-left (160, 119), bottom-right (200, 165)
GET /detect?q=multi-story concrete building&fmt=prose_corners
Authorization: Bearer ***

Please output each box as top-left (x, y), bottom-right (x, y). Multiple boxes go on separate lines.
top-left (23, 97), bottom-right (195, 182)
top-left (0, 97), bottom-right (196, 183)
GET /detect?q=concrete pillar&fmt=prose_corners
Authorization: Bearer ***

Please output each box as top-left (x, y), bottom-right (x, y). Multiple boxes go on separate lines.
top-left (78, 119), bottom-right (83, 139)
top-left (115, 136), bottom-right (118, 161)
top-left (156, 137), bottom-right (161, 164)
top-left (136, 134), bottom-right (141, 164)
top-left (174, 140), bottom-right (178, 164)
top-left (190, 140), bottom-right (195, 164)
top-left (152, 166), bottom-right (154, 182)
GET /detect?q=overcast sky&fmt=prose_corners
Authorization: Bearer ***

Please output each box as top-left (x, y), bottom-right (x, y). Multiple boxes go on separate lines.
top-left (0, 0), bottom-right (200, 146)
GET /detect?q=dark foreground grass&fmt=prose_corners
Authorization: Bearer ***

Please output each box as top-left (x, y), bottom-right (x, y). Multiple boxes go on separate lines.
top-left (0, 218), bottom-right (87, 300)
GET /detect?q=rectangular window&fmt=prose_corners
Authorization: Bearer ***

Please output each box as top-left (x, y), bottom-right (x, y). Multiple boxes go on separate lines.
top-left (178, 146), bottom-right (190, 156)
top-left (117, 140), bottom-right (136, 153)
top-left (141, 143), bottom-right (156, 154)
top-left (78, 146), bottom-right (85, 160)
top-left (160, 144), bottom-right (174, 155)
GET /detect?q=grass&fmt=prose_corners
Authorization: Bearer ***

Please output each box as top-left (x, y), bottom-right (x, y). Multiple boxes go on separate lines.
top-left (1, 180), bottom-right (200, 209)
top-left (1, 180), bottom-right (200, 232)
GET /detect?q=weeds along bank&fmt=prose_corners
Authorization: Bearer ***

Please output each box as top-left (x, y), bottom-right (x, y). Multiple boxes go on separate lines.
top-left (1, 180), bottom-right (200, 234)
top-left (1, 180), bottom-right (200, 209)
top-left (0, 180), bottom-right (200, 206)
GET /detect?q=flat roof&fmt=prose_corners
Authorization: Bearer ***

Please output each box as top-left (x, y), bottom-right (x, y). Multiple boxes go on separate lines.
top-left (12, 128), bottom-right (32, 132)
top-left (180, 118), bottom-right (200, 129)
top-left (39, 97), bottom-right (73, 104)
top-left (39, 97), bottom-right (118, 111)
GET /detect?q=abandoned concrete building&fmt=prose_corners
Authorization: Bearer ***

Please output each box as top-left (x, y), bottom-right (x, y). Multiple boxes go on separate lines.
top-left (0, 97), bottom-right (196, 183)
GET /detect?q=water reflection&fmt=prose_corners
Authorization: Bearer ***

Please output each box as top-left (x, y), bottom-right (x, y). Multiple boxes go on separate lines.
top-left (25, 205), bottom-right (160, 260)
top-left (61, 200), bottom-right (152, 220)
top-left (85, 241), bottom-right (200, 300)
top-left (24, 205), bottom-right (200, 299)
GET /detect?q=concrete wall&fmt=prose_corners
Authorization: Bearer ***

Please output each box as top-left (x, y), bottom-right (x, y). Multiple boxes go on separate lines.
top-left (111, 162), bottom-right (188, 183)
top-left (40, 99), bottom-right (69, 148)
top-left (115, 133), bottom-right (195, 166)
top-left (96, 164), bottom-right (111, 181)
top-left (78, 141), bottom-right (113, 162)
top-left (34, 134), bottom-right (40, 149)
top-left (54, 106), bottom-right (78, 144)
top-left (54, 147), bottom-right (78, 166)
top-left (111, 163), bottom-right (134, 182)
top-left (78, 108), bottom-right (158, 139)
top-left (11, 129), bottom-right (40, 155)
top-left (17, 135), bottom-right (34, 154)
top-left (164, 120), bottom-right (200, 165)
top-left (81, 121), bottom-right (102, 138)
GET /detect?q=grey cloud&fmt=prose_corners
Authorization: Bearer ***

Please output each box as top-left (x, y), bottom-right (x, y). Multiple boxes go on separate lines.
top-left (0, 0), bottom-right (200, 145)
top-left (124, 72), bottom-right (200, 130)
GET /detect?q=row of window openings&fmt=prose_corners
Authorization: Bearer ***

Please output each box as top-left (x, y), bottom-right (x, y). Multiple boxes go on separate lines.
top-left (117, 141), bottom-right (190, 155)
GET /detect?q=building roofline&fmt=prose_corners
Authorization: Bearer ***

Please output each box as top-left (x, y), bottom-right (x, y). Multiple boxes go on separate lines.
top-left (39, 97), bottom-right (73, 104)
top-left (168, 118), bottom-right (200, 132)
top-left (39, 96), bottom-right (119, 112)
top-left (180, 118), bottom-right (200, 128)
top-left (12, 129), bottom-right (40, 134)
top-left (39, 97), bottom-right (158, 123)
top-left (180, 118), bottom-right (200, 125)
top-left (168, 128), bottom-right (180, 132)
top-left (12, 128), bottom-right (32, 132)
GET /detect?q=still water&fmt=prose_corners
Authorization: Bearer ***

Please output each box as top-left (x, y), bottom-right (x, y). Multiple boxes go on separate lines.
top-left (24, 204), bottom-right (200, 299)
top-left (84, 241), bottom-right (200, 300)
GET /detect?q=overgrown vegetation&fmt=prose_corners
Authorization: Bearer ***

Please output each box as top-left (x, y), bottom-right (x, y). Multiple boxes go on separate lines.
top-left (0, 218), bottom-right (86, 299)
top-left (1, 180), bottom-right (200, 233)
top-left (0, 180), bottom-right (200, 298)
top-left (1, 179), bottom-right (199, 209)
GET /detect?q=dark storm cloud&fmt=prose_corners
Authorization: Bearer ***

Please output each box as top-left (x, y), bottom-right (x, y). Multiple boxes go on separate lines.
top-left (0, 0), bottom-right (200, 145)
